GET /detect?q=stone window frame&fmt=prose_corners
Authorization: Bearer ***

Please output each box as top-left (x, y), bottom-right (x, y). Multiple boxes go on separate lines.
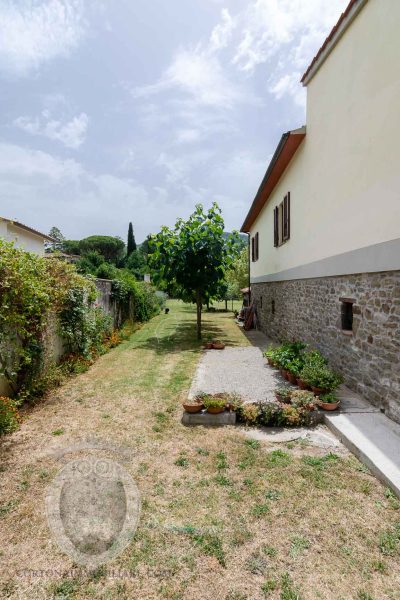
top-left (340, 297), bottom-right (355, 335)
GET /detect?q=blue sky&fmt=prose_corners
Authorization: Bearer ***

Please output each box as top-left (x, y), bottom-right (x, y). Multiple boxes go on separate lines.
top-left (0, 0), bottom-right (347, 242)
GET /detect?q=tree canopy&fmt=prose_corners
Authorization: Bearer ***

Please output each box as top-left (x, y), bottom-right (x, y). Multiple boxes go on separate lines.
top-left (149, 203), bottom-right (239, 338)
top-left (64, 236), bottom-right (125, 264)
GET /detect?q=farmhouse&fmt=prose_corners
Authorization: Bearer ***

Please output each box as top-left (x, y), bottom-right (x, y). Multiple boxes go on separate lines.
top-left (0, 217), bottom-right (54, 256)
top-left (241, 0), bottom-right (400, 421)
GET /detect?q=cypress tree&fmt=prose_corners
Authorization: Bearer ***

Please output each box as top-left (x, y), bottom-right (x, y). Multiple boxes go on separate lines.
top-left (127, 222), bottom-right (136, 256)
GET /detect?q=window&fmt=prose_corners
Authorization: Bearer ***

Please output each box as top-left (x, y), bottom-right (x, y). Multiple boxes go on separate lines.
top-left (251, 232), bottom-right (259, 262)
top-left (271, 299), bottom-right (275, 315)
top-left (274, 192), bottom-right (290, 247)
top-left (340, 298), bottom-right (354, 332)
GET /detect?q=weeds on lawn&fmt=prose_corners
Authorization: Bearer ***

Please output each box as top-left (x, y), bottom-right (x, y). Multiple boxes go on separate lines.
top-left (379, 522), bottom-right (400, 555)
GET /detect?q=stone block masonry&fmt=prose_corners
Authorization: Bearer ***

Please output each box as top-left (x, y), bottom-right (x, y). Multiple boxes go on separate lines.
top-left (252, 271), bottom-right (400, 423)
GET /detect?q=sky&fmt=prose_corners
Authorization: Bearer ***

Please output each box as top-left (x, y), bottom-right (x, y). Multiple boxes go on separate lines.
top-left (0, 0), bottom-right (348, 243)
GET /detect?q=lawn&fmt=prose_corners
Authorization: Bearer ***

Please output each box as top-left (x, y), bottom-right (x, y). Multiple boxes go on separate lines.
top-left (0, 301), bottom-right (400, 599)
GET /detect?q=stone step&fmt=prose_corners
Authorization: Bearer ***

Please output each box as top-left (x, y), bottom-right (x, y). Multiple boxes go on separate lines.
top-left (324, 409), bottom-right (400, 497)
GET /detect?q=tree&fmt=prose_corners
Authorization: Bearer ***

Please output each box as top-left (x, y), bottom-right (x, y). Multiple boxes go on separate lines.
top-left (225, 246), bottom-right (249, 295)
top-left (79, 236), bottom-right (125, 263)
top-left (150, 203), bottom-right (239, 339)
top-left (127, 222), bottom-right (136, 256)
top-left (125, 250), bottom-right (146, 280)
top-left (46, 226), bottom-right (65, 253)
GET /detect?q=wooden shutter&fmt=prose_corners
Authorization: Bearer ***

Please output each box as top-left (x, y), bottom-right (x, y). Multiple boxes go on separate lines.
top-left (251, 236), bottom-right (255, 261)
top-left (273, 207), bottom-right (278, 247)
top-left (283, 193), bottom-right (291, 242)
top-left (255, 232), bottom-right (259, 261)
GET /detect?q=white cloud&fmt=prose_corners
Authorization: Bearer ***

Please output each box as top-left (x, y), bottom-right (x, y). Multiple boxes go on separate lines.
top-left (269, 72), bottom-right (306, 108)
top-left (134, 47), bottom-right (249, 109)
top-left (175, 129), bottom-right (202, 144)
top-left (232, 0), bottom-right (348, 74)
top-left (14, 111), bottom-right (89, 149)
top-left (157, 149), bottom-right (213, 185)
top-left (0, 142), bottom-right (167, 240)
top-left (0, 0), bottom-right (86, 76)
top-left (0, 142), bottom-right (83, 180)
top-left (209, 8), bottom-right (235, 52)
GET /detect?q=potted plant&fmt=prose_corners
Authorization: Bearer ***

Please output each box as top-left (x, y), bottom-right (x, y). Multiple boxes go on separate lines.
top-left (203, 340), bottom-right (213, 349)
top-left (263, 346), bottom-right (278, 367)
top-left (212, 340), bottom-right (225, 350)
top-left (318, 392), bottom-right (341, 411)
top-left (203, 395), bottom-right (226, 414)
top-left (275, 386), bottom-right (292, 403)
top-left (300, 363), bottom-right (343, 395)
top-left (290, 390), bottom-right (316, 410)
top-left (182, 394), bottom-right (205, 413)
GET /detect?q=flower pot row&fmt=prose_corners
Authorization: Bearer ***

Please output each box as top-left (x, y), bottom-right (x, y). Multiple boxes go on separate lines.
top-left (275, 386), bottom-right (341, 411)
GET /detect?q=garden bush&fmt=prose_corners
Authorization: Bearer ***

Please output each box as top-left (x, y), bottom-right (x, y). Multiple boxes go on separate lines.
top-left (0, 397), bottom-right (20, 434)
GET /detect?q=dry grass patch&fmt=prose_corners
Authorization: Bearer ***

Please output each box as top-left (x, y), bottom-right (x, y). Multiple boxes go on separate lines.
top-left (0, 301), bottom-right (400, 599)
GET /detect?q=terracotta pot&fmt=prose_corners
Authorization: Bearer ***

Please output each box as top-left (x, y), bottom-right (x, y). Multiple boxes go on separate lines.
top-left (311, 386), bottom-right (328, 396)
top-left (275, 392), bottom-right (290, 404)
top-left (282, 370), bottom-right (290, 381)
top-left (318, 400), bottom-right (340, 411)
top-left (212, 342), bottom-right (225, 350)
top-left (182, 402), bottom-right (204, 413)
top-left (297, 378), bottom-right (309, 390)
top-left (287, 373), bottom-right (297, 385)
top-left (203, 342), bottom-right (213, 349)
top-left (206, 406), bottom-right (225, 414)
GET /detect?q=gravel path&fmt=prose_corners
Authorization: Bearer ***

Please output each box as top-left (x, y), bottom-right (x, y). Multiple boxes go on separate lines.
top-left (189, 345), bottom-right (286, 403)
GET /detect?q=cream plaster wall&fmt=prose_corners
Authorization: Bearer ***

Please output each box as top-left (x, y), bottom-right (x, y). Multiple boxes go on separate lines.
top-left (250, 0), bottom-right (400, 279)
top-left (0, 223), bottom-right (46, 255)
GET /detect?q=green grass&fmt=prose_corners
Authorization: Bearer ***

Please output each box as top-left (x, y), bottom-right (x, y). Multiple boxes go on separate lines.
top-left (2, 300), bottom-right (400, 599)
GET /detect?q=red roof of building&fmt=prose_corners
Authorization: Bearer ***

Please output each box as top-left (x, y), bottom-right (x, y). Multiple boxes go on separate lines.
top-left (301, 0), bottom-right (367, 85)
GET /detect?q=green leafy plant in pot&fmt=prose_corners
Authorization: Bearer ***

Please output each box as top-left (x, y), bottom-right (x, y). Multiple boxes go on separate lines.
top-left (300, 364), bottom-right (343, 395)
top-left (203, 395), bottom-right (226, 414)
top-left (318, 392), bottom-right (341, 411)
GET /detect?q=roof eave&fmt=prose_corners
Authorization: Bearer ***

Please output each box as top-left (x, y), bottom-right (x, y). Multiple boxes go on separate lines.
top-left (0, 217), bottom-right (56, 242)
top-left (301, 0), bottom-right (368, 86)
top-left (240, 127), bottom-right (306, 233)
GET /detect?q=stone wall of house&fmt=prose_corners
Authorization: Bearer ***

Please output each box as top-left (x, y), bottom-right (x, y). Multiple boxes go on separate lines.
top-left (252, 270), bottom-right (400, 423)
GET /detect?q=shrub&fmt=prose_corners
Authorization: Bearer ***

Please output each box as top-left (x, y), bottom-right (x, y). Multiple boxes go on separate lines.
top-left (290, 390), bottom-right (316, 409)
top-left (0, 397), bottom-right (20, 434)
top-left (266, 341), bottom-right (306, 371)
top-left (240, 404), bottom-right (260, 425)
top-left (275, 386), bottom-right (292, 403)
top-left (202, 396), bottom-right (226, 409)
top-left (300, 363), bottom-right (343, 391)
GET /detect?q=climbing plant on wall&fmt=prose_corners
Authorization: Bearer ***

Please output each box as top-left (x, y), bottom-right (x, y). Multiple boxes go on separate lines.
top-left (0, 240), bottom-right (107, 397)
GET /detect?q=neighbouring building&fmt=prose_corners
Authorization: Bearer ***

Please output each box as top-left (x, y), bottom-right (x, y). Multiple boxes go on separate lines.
top-left (241, 0), bottom-right (400, 422)
top-left (0, 217), bottom-right (54, 256)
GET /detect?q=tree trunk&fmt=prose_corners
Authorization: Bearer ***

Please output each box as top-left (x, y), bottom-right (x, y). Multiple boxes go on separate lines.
top-left (225, 299), bottom-right (228, 311)
top-left (196, 290), bottom-right (202, 340)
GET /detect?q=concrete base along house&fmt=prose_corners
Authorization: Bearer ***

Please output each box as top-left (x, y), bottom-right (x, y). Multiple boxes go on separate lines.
top-left (241, 0), bottom-right (400, 422)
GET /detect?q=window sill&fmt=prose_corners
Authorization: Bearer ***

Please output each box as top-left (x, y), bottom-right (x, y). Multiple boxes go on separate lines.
top-left (341, 330), bottom-right (353, 336)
